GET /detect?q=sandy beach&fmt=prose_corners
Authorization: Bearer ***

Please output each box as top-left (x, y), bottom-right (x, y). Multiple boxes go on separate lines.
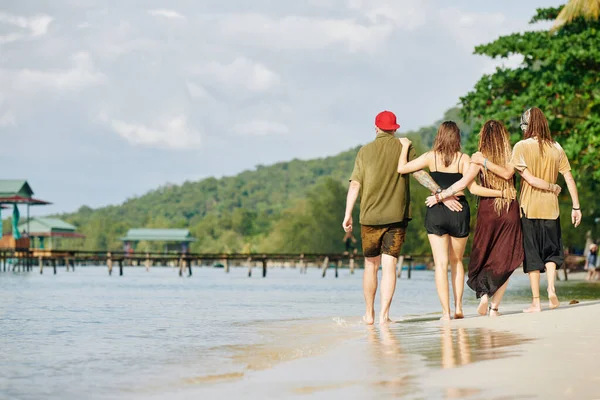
top-left (167, 301), bottom-right (600, 400)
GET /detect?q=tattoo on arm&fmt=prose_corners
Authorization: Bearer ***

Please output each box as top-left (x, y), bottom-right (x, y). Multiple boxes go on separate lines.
top-left (442, 183), bottom-right (459, 198)
top-left (413, 170), bottom-right (440, 193)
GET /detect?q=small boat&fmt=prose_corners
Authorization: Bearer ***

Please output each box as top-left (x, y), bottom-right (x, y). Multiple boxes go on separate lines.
top-left (213, 263), bottom-right (224, 269)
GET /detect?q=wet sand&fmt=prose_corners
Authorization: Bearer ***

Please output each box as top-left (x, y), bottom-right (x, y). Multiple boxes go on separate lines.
top-left (157, 301), bottom-right (600, 400)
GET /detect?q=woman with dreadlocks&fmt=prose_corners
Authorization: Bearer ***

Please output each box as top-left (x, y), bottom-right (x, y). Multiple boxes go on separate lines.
top-left (428, 120), bottom-right (560, 316)
top-left (471, 108), bottom-right (582, 314)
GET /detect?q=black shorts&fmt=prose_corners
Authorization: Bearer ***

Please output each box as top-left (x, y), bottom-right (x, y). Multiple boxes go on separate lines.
top-left (424, 196), bottom-right (470, 238)
top-left (361, 221), bottom-right (407, 258)
top-left (521, 216), bottom-right (564, 273)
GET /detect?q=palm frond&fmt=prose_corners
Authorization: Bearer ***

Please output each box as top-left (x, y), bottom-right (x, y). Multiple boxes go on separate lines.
top-left (553, 0), bottom-right (600, 29)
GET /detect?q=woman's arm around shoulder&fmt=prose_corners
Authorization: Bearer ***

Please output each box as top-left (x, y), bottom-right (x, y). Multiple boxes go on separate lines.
top-left (397, 137), bottom-right (431, 174)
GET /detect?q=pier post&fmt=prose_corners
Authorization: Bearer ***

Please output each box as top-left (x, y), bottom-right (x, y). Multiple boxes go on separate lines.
top-left (187, 257), bottom-right (192, 277)
top-left (145, 253), bottom-right (150, 272)
top-left (178, 256), bottom-right (184, 277)
top-left (70, 258), bottom-right (75, 272)
top-left (299, 254), bottom-right (306, 274)
top-left (247, 257), bottom-right (252, 277)
top-left (119, 259), bottom-right (123, 276)
top-left (224, 258), bottom-right (230, 273)
top-left (321, 256), bottom-right (329, 278)
top-left (52, 259), bottom-right (57, 275)
top-left (262, 258), bottom-right (267, 278)
top-left (39, 256), bottom-right (43, 274)
top-left (396, 255), bottom-right (404, 279)
top-left (336, 259), bottom-right (341, 278)
top-left (65, 258), bottom-right (70, 272)
top-left (349, 256), bottom-right (355, 275)
top-left (408, 259), bottom-right (412, 279)
top-left (107, 253), bottom-right (113, 276)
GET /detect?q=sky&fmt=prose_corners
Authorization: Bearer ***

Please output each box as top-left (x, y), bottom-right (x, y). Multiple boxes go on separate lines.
top-left (0, 0), bottom-right (562, 215)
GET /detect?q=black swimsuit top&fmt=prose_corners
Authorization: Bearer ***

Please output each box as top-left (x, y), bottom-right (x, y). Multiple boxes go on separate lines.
top-left (430, 153), bottom-right (464, 190)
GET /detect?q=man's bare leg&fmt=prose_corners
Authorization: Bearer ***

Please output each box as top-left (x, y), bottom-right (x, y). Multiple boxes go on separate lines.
top-left (379, 254), bottom-right (398, 325)
top-left (524, 271), bottom-right (542, 313)
top-left (363, 256), bottom-right (380, 325)
top-left (546, 261), bottom-right (560, 309)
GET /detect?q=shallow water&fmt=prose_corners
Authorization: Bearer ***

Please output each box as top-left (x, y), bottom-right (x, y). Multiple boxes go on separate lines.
top-left (0, 266), bottom-right (597, 399)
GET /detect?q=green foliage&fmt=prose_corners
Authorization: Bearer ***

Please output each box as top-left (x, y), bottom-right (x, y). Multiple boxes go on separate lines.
top-left (263, 178), bottom-right (350, 254)
top-left (461, 5), bottom-right (600, 246)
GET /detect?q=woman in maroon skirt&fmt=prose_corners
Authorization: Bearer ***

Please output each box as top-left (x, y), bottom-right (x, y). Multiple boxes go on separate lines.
top-left (429, 121), bottom-right (560, 316)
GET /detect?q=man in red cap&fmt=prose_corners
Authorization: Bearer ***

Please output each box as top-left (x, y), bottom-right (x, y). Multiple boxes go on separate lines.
top-left (343, 110), bottom-right (462, 325)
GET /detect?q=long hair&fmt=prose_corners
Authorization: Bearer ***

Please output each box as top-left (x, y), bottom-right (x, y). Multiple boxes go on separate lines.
top-left (523, 107), bottom-right (554, 155)
top-left (478, 120), bottom-right (516, 215)
top-left (432, 121), bottom-right (461, 167)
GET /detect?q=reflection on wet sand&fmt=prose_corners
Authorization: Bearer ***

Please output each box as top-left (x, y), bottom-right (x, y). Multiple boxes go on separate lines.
top-left (417, 326), bottom-right (533, 369)
top-left (172, 321), bottom-right (533, 399)
top-left (366, 323), bottom-right (533, 398)
top-left (367, 325), bottom-right (416, 397)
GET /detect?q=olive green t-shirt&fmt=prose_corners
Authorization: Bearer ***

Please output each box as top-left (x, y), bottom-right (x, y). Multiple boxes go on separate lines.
top-left (350, 132), bottom-right (416, 226)
top-left (510, 137), bottom-right (571, 219)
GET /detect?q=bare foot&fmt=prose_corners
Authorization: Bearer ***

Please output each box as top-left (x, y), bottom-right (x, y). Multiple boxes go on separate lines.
top-left (440, 314), bottom-right (452, 322)
top-left (363, 313), bottom-right (375, 325)
top-left (548, 292), bottom-right (560, 310)
top-left (477, 295), bottom-right (489, 316)
top-left (523, 305), bottom-right (541, 313)
top-left (379, 316), bottom-right (392, 325)
top-left (489, 307), bottom-right (501, 317)
top-left (454, 311), bottom-right (464, 320)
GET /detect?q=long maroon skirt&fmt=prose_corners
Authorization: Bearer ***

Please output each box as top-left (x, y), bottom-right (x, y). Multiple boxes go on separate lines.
top-left (467, 198), bottom-right (524, 298)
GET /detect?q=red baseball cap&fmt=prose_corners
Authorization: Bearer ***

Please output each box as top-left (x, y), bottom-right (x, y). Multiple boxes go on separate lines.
top-left (375, 111), bottom-right (400, 131)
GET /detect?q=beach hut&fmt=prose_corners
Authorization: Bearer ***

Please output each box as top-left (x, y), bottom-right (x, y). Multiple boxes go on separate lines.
top-left (18, 217), bottom-right (85, 250)
top-left (119, 228), bottom-right (196, 254)
top-left (0, 180), bottom-right (51, 249)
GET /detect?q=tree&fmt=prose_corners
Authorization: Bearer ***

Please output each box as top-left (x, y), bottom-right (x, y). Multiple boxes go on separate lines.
top-left (461, 5), bottom-right (600, 245)
top-left (554, 0), bottom-right (600, 29)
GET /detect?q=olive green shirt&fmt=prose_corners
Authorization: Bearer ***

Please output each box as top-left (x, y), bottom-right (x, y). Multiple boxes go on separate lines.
top-left (350, 132), bottom-right (416, 226)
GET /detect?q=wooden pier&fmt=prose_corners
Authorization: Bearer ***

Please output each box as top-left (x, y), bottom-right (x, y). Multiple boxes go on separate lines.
top-left (0, 248), bottom-right (432, 279)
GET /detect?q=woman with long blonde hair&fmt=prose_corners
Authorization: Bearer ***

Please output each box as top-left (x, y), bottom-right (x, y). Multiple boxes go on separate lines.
top-left (430, 120), bottom-right (560, 316)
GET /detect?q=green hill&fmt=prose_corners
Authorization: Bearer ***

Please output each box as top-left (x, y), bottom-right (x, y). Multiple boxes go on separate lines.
top-left (49, 108), bottom-right (468, 255)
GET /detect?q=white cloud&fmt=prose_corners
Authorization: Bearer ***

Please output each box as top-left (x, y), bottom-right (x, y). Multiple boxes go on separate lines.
top-left (13, 52), bottom-right (105, 92)
top-left (219, 14), bottom-right (395, 53)
top-left (482, 54), bottom-right (525, 74)
top-left (0, 111), bottom-right (16, 127)
top-left (438, 8), bottom-right (510, 50)
top-left (193, 57), bottom-right (280, 93)
top-left (234, 119), bottom-right (290, 136)
top-left (148, 9), bottom-right (185, 19)
top-left (108, 116), bottom-right (202, 149)
top-left (186, 81), bottom-right (211, 100)
top-left (348, 0), bottom-right (429, 30)
top-left (0, 12), bottom-right (53, 43)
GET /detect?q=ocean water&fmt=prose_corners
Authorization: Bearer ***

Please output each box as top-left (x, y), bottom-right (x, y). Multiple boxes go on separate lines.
top-left (0, 266), bottom-right (595, 399)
